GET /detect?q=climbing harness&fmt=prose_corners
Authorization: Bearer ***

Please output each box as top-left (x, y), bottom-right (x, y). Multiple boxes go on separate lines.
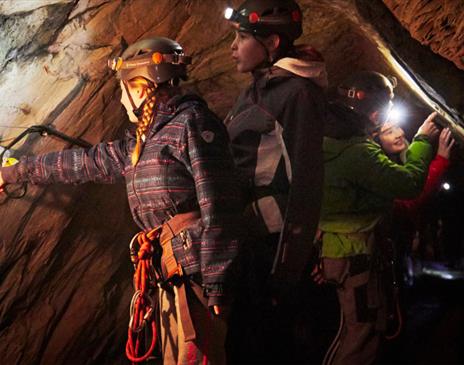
top-left (126, 227), bottom-right (162, 363)
top-left (125, 211), bottom-right (201, 363)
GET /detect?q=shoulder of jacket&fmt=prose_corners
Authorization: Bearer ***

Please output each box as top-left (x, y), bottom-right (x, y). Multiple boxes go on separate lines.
top-left (272, 74), bottom-right (322, 94)
top-left (350, 139), bottom-right (388, 163)
top-left (164, 94), bottom-right (203, 116)
top-left (169, 96), bottom-right (206, 120)
top-left (176, 102), bottom-right (224, 133)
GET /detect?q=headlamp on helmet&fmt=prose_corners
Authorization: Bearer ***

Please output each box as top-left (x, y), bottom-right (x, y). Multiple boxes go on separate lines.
top-left (224, 7), bottom-right (258, 29)
top-left (108, 52), bottom-right (192, 72)
top-left (224, 7), bottom-right (237, 21)
top-left (224, 0), bottom-right (302, 41)
top-left (107, 37), bottom-right (192, 85)
top-left (224, 7), bottom-right (268, 25)
top-left (337, 71), bottom-right (396, 124)
top-left (377, 100), bottom-right (394, 125)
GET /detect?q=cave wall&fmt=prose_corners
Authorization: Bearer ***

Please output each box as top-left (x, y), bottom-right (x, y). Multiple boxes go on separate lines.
top-left (0, 1), bottom-right (463, 364)
top-left (356, 0), bottom-right (464, 123)
top-left (384, 0), bottom-right (464, 71)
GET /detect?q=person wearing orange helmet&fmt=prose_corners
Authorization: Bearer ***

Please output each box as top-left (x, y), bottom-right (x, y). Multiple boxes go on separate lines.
top-left (0, 37), bottom-right (241, 365)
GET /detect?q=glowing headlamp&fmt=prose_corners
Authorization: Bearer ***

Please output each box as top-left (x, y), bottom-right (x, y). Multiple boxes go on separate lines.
top-left (224, 6), bottom-right (299, 30)
top-left (377, 100), bottom-right (394, 125)
top-left (224, 7), bottom-right (251, 24)
top-left (388, 104), bottom-right (407, 123)
top-left (224, 7), bottom-right (235, 20)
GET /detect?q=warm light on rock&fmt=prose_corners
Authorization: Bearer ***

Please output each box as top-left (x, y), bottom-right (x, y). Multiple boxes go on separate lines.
top-left (0, 1), bottom-right (462, 364)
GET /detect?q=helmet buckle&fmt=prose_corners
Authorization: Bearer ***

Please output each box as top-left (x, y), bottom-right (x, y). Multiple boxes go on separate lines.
top-left (171, 54), bottom-right (180, 64)
top-left (347, 88), bottom-right (356, 98)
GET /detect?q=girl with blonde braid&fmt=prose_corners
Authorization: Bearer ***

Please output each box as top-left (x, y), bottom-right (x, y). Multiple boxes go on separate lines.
top-left (0, 37), bottom-right (241, 365)
top-left (128, 77), bottom-right (157, 165)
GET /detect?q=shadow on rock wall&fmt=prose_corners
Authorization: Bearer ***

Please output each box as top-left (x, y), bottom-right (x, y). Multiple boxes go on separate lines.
top-left (0, 1), bottom-right (462, 364)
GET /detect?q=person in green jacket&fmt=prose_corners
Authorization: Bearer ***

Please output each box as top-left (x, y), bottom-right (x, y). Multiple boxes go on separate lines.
top-left (317, 71), bottom-right (439, 365)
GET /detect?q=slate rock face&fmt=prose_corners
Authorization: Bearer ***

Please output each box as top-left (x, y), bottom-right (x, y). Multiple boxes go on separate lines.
top-left (384, 0), bottom-right (464, 71)
top-left (0, 1), bottom-right (462, 364)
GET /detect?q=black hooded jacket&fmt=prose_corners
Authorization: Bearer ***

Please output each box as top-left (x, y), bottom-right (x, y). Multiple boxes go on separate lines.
top-left (224, 52), bottom-right (326, 283)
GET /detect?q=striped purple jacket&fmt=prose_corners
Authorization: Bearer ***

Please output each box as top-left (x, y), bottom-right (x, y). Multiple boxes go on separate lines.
top-left (2, 94), bottom-right (242, 304)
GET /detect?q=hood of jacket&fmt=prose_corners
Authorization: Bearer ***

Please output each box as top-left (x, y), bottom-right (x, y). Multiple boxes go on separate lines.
top-left (324, 101), bottom-right (370, 139)
top-left (273, 45), bottom-right (328, 89)
top-left (323, 133), bottom-right (369, 164)
top-left (323, 102), bottom-right (373, 163)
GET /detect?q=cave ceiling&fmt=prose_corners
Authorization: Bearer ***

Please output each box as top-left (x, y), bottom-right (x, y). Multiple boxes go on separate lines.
top-left (0, 1), bottom-right (462, 364)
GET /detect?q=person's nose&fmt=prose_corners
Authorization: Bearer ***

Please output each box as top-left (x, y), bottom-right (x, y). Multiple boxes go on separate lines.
top-left (393, 127), bottom-right (405, 139)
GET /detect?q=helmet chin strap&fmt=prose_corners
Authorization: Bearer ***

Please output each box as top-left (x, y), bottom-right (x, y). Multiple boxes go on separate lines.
top-left (122, 81), bottom-right (145, 119)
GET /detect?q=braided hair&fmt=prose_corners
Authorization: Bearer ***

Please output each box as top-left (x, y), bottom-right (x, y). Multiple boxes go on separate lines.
top-left (127, 77), bottom-right (157, 166)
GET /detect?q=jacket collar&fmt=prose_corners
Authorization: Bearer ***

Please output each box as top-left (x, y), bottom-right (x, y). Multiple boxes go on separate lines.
top-left (148, 94), bottom-right (205, 137)
top-left (251, 44), bottom-right (328, 90)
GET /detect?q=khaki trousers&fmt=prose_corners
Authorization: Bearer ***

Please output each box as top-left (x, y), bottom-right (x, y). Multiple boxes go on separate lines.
top-left (159, 280), bottom-right (227, 365)
top-left (322, 257), bottom-right (386, 365)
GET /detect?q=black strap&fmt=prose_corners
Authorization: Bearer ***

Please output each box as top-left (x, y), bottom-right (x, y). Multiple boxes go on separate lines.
top-left (122, 81), bottom-right (145, 118)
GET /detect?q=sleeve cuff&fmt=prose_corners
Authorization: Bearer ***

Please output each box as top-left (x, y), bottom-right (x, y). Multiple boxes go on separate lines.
top-left (413, 134), bottom-right (430, 143)
top-left (1, 165), bottom-right (21, 184)
top-left (434, 154), bottom-right (450, 165)
top-left (204, 283), bottom-right (226, 307)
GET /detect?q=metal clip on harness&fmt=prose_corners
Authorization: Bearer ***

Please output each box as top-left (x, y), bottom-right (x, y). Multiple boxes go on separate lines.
top-left (126, 228), bottom-right (162, 363)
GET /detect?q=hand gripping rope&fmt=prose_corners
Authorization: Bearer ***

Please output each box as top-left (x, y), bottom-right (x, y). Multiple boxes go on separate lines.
top-left (126, 227), bottom-right (162, 363)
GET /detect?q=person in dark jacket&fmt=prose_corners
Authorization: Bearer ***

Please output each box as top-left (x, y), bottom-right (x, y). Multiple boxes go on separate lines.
top-left (0, 37), bottom-right (241, 365)
top-left (223, 1), bottom-right (326, 362)
top-left (318, 71), bottom-right (439, 365)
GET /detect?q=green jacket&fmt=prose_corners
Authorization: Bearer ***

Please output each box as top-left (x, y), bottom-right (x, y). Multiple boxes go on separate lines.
top-left (320, 134), bottom-right (433, 258)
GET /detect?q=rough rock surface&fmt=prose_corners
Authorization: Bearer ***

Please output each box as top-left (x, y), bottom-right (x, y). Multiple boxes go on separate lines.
top-left (0, 1), bottom-right (462, 364)
top-left (384, 0), bottom-right (464, 71)
top-left (356, 0), bottom-right (464, 122)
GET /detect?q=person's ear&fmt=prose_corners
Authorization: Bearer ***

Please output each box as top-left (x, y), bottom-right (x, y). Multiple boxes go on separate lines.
top-left (369, 110), bottom-right (380, 124)
top-left (126, 82), bottom-right (147, 100)
top-left (265, 34), bottom-right (280, 53)
top-left (136, 86), bottom-right (146, 99)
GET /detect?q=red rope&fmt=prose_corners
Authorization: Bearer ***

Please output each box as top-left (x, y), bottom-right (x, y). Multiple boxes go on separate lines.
top-left (126, 229), bottom-right (160, 363)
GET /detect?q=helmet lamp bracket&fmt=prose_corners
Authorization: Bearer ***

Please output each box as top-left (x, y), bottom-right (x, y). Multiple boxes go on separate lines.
top-left (340, 87), bottom-right (366, 100)
top-left (108, 52), bottom-right (191, 72)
